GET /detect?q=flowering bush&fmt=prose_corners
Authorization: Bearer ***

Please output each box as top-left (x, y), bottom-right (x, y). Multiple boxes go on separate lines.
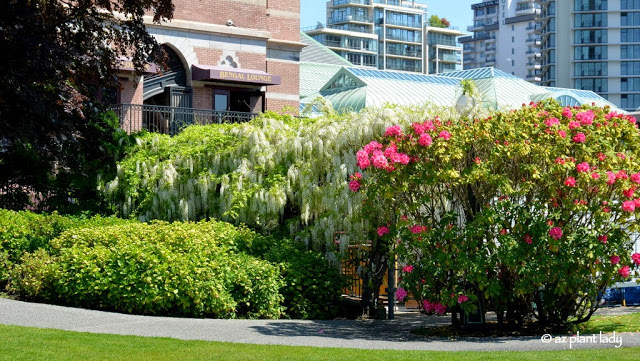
top-left (354, 101), bottom-right (640, 327)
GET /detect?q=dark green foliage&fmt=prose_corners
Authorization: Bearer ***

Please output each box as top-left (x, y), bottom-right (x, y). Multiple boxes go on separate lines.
top-left (0, 0), bottom-right (173, 213)
top-left (241, 236), bottom-right (345, 320)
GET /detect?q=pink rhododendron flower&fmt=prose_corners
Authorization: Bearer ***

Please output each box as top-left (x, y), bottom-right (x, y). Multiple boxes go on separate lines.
top-left (591, 172), bottom-right (600, 180)
top-left (564, 177), bottom-right (577, 187)
top-left (558, 130), bottom-right (567, 138)
top-left (549, 227), bottom-right (563, 240)
top-left (606, 171), bottom-right (616, 185)
top-left (402, 265), bottom-right (414, 273)
top-left (611, 255), bottom-right (620, 265)
top-left (576, 110), bottom-right (595, 125)
top-left (632, 253), bottom-right (640, 266)
top-left (419, 133), bottom-right (433, 147)
top-left (555, 157), bottom-right (566, 165)
top-left (598, 153), bottom-right (607, 161)
top-left (385, 125), bottom-right (403, 137)
top-left (356, 150), bottom-right (370, 169)
top-left (377, 226), bottom-right (389, 237)
top-left (622, 201), bottom-right (636, 212)
top-left (457, 295), bottom-right (469, 304)
top-left (562, 107), bottom-right (573, 119)
top-left (634, 199), bottom-right (640, 208)
top-left (409, 225), bottom-right (427, 234)
top-left (384, 144), bottom-right (397, 158)
top-left (371, 150), bottom-right (389, 169)
top-left (434, 303), bottom-right (446, 315)
top-left (473, 157), bottom-right (482, 164)
top-left (412, 122), bottom-right (426, 135)
top-left (619, 266), bottom-right (631, 278)
top-left (544, 117), bottom-right (560, 127)
top-left (598, 235), bottom-right (608, 243)
top-left (616, 170), bottom-right (629, 180)
top-left (348, 180), bottom-right (360, 192)
top-left (351, 172), bottom-right (362, 180)
top-left (632, 173), bottom-right (640, 185)
top-left (363, 141), bottom-right (383, 154)
top-left (424, 121), bottom-right (436, 131)
top-left (573, 133), bottom-right (586, 143)
top-left (423, 300), bottom-right (434, 313)
top-left (576, 162), bottom-right (590, 173)
top-left (396, 287), bottom-right (408, 302)
top-left (439, 130), bottom-right (451, 140)
top-left (605, 111), bottom-right (621, 120)
top-left (568, 121), bottom-right (581, 130)
top-left (623, 188), bottom-right (636, 199)
top-left (524, 234), bottom-right (533, 244)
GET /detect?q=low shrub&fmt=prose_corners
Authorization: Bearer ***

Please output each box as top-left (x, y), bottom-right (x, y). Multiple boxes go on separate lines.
top-left (10, 221), bottom-right (283, 318)
top-left (4, 210), bottom-right (344, 320)
top-left (242, 236), bottom-right (345, 320)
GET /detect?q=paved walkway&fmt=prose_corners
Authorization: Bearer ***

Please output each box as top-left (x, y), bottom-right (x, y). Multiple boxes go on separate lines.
top-left (1, 298), bottom-right (639, 351)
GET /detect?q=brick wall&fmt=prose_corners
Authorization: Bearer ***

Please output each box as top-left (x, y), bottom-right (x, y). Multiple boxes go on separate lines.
top-left (171, 0), bottom-right (267, 29)
top-left (193, 87), bottom-right (212, 109)
top-left (266, 99), bottom-right (299, 113)
top-left (266, 60), bottom-right (299, 97)
top-left (266, 0), bottom-right (300, 42)
top-left (119, 77), bottom-right (144, 132)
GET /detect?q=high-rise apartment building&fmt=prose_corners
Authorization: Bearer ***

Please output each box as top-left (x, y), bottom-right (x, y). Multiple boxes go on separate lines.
top-left (425, 26), bottom-right (465, 74)
top-left (460, 0), bottom-right (541, 82)
top-left (305, 0), bottom-right (433, 73)
top-left (537, 0), bottom-right (640, 111)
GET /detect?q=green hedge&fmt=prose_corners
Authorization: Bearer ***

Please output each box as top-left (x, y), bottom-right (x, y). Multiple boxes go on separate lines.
top-left (10, 221), bottom-right (283, 318)
top-left (0, 209), bottom-right (128, 287)
top-left (3, 210), bottom-right (344, 319)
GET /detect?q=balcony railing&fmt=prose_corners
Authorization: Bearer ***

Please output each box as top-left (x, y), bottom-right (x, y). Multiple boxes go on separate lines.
top-left (329, 14), bottom-right (372, 24)
top-left (110, 104), bottom-right (258, 135)
top-left (386, 47), bottom-right (422, 57)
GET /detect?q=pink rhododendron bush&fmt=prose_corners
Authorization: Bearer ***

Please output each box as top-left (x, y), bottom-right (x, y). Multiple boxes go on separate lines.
top-left (353, 100), bottom-right (640, 328)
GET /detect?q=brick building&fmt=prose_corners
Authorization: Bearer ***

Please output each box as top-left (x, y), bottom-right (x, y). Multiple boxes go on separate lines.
top-left (116, 0), bottom-right (303, 133)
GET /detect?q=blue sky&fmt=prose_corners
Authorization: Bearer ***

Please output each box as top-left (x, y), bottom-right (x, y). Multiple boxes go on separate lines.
top-left (300, 0), bottom-right (478, 33)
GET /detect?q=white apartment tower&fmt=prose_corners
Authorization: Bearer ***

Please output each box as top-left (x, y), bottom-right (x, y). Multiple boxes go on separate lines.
top-left (537, 0), bottom-right (640, 112)
top-left (305, 0), bottom-right (430, 73)
top-left (460, 0), bottom-right (542, 82)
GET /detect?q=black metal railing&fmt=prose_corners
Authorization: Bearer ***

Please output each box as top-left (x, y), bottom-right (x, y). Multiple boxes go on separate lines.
top-left (110, 104), bottom-right (258, 135)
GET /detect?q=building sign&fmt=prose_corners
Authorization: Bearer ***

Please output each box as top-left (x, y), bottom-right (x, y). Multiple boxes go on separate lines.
top-left (472, 0), bottom-right (498, 9)
top-left (192, 65), bottom-right (281, 85)
top-left (116, 57), bottom-right (159, 73)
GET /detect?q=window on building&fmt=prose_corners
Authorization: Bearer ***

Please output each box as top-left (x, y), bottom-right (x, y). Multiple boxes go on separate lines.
top-left (575, 29), bottom-right (608, 44)
top-left (574, 46), bottom-right (608, 60)
top-left (622, 0), bottom-right (640, 10)
top-left (622, 28), bottom-right (640, 42)
top-left (574, 62), bottom-right (608, 76)
top-left (575, 13), bottom-right (607, 27)
top-left (622, 61), bottom-right (640, 75)
top-left (622, 45), bottom-right (640, 58)
top-left (575, 78), bottom-right (608, 92)
top-left (475, 8), bottom-right (485, 17)
top-left (622, 94), bottom-right (640, 109)
top-left (622, 12), bottom-right (640, 26)
top-left (574, 0), bottom-right (608, 11)
top-left (621, 77), bottom-right (640, 91)
top-left (487, 6), bottom-right (497, 15)
top-left (328, 73), bottom-right (359, 89)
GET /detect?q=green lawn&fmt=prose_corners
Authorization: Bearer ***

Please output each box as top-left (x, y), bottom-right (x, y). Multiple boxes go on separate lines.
top-left (0, 324), bottom-right (638, 361)
top-left (578, 312), bottom-right (640, 334)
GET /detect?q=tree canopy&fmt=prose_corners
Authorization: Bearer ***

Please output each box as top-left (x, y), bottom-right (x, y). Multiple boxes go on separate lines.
top-left (428, 15), bottom-right (451, 28)
top-left (0, 0), bottom-right (174, 212)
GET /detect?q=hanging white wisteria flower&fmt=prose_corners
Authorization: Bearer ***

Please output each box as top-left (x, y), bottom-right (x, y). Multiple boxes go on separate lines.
top-left (102, 104), bottom-right (459, 248)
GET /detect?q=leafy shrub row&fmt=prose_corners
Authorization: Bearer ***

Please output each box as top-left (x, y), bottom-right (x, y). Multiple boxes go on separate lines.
top-left (2, 210), bottom-right (343, 319)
